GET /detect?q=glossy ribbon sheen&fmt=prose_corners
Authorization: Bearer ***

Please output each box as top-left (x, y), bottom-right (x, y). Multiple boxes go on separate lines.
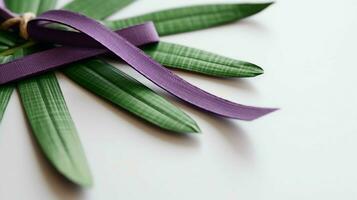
top-left (0, 7), bottom-right (276, 120)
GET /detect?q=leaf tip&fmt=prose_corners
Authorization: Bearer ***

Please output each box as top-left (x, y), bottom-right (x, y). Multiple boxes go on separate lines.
top-left (251, 64), bottom-right (264, 76)
top-left (259, 1), bottom-right (275, 12)
top-left (258, 1), bottom-right (275, 9)
top-left (238, 62), bottom-right (264, 77)
top-left (266, 1), bottom-right (276, 6)
top-left (67, 172), bottom-right (94, 187)
top-left (176, 120), bottom-right (201, 133)
top-left (190, 122), bottom-right (201, 133)
top-left (235, 1), bottom-right (275, 18)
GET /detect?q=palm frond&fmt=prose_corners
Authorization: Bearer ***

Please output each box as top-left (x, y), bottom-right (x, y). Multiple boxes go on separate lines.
top-left (105, 3), bottom-right (274, 36)
top-left (143, 41), bottom-right (263, 77)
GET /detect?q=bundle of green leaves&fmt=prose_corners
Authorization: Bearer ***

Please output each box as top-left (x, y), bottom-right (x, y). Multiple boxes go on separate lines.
top-left (0, 0), bottom-right (273, 186)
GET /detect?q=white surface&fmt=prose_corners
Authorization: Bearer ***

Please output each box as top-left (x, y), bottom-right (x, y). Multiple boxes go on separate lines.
top-left (1, 0), bottom-right (357, 199)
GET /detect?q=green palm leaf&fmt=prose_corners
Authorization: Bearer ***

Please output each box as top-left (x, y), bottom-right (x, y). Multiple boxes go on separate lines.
top-left (3, 1), bottom-right (92, 186)
top-left (4, 0), bottom-right (57, 14)
top-left (143, 41), bottom-right (263, 77)
top-left (0, 45), bottom-right (33, 122)
top-left (102, 3), bottom-right (271, 77)
top-left (104, 2), bottom-right (273, 36)
top-left (63, 0), bottom-right (134, 20)
top-left (18, 73), bottom-right (92, 186)
top-left (0, 83), bottom-right (12, 121)
top-left (37, 0), bottom-right (57, 14)
top-left (63, 59), bottom-right (200, 133)
top-left (4, 0), bottom-right (41, 13)
top-left (0, 56), bottom-right (14, 121)
top-left (0, 28), bottom-right (25, 122)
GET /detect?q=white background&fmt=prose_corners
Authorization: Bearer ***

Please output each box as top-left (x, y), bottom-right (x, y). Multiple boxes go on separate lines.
top-left (1, 0), bottom-right (357, 199)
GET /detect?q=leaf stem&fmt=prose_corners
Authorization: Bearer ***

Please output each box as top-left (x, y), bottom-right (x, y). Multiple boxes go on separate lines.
top-left (0, 41), bottom-right (36, 56)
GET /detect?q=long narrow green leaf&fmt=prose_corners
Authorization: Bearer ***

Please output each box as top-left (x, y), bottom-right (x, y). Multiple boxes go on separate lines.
top-left (5, 0), bottom-right (57, 14)
top-left (0, 56), bottom-right (15, 121)
top-left (104, 2), bottom-right (274, 36)
top-left (4, 0), bottom-right (41, 14)
top-left (143, 41), bottom-right (263, 77)
top-left (0, 47), bottom-right (33, 122)
top-left (18, 72), bottom-right (92, 186)
top-left (102, 3), bottom-right (270, 77)
top-left (3, 0), bottom-right (93, 186)
top-left (63, 59), bottom-right (200, 133)
top-left (63, 0), bottom-right (134, 20)
top-left (0, 84), bottom-right (12, 121)
top-left (37, 0), bottom-right (57, 14)
top-left (0, 24), bottom-right (25, 123)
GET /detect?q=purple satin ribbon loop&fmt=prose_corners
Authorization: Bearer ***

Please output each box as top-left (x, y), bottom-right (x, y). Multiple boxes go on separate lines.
top-left (0, 22), bottom-right (159, 84)
top-left (0, 7), bottom-right (277, 120)
top-left (29, 22), bottom-right (159, 48)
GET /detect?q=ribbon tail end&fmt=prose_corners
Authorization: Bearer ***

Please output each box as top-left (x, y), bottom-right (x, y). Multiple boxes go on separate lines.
top-left (245, 107), bottom-right (279, 121)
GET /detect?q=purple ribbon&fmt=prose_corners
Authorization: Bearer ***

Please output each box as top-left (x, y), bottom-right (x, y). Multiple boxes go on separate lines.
top-left (0, 7), bottom-right (277, 121)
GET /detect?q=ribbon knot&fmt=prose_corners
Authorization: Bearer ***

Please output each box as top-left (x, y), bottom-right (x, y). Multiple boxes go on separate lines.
top-left (1, 12), bottom-right (35, 39)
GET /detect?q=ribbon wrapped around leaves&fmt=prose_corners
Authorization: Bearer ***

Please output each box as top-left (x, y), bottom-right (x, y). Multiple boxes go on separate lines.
top-left (0, 6), bottom-right (276, 120)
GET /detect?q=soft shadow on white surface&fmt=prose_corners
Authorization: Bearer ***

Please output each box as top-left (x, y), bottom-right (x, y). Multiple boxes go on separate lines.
top-left (164, 93), bottom-right (256, 160)
top-left (26, 74), bottom-right (257, 199)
